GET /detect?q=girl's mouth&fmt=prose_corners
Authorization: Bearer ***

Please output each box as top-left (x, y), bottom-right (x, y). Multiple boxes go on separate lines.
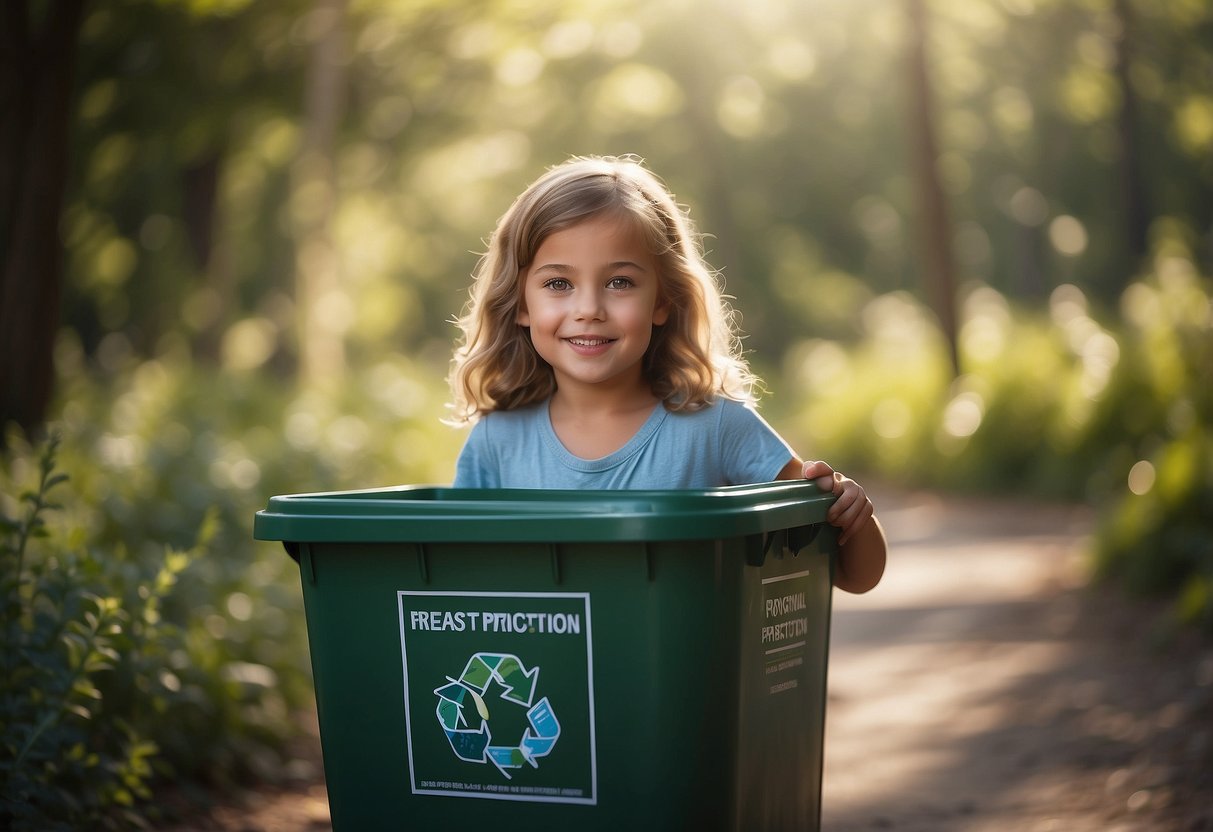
top-left (564, 336), bottom-right (616, 355)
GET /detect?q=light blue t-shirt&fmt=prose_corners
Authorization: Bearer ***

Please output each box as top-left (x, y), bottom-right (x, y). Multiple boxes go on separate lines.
top-left (453, 398), bottom-right (795, 489)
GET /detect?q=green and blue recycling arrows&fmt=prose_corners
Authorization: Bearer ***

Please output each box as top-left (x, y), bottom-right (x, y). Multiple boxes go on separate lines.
top-left (433, 653), bottom-right (561, 778)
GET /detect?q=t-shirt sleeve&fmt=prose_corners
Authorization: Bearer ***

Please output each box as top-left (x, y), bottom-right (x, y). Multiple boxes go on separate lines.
top-left (717, 400), bottom-right (796, 485)
top-left (452, 418), bottom-right (499, 488)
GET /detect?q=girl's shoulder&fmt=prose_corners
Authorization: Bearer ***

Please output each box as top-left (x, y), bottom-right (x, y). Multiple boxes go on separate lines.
top-left (477, 400), bottom-right (547, 430)
top-left (665, 396), bottom-right (755, 422)
top-left (664, 397), bottom-right (779, 443)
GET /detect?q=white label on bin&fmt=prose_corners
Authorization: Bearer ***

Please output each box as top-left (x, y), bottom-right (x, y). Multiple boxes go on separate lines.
top-left (397, 591), bottom-right (596, 804)
top-left (761, 570), bottom-right (812, 695)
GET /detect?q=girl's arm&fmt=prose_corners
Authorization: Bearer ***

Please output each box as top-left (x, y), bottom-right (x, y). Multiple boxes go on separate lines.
top-left (776, 458), bottom-right (887, 594)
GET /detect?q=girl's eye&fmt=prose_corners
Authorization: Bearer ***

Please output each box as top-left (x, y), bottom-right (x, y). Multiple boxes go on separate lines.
top-left (607, 277), bottom-right (634, 290)
top-left (542, 278), bottom-right (572, 291)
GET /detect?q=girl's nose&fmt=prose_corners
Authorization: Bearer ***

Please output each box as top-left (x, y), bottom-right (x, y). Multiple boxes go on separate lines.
top-left (573, 288), bottom-right (606, 321)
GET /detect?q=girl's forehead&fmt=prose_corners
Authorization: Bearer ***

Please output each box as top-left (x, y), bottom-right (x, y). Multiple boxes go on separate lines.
top-left (541, 210), bottom-right (658, 253)
top-left (582, 209), bottom-right (647, 236)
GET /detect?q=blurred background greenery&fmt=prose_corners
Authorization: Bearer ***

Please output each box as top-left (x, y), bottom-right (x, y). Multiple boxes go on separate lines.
top-left (1, 0), bottom-right (1210, 826)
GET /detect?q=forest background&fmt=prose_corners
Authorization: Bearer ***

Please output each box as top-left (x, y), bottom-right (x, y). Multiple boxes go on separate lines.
top-left (1, 0), bottom-right (1210, 828)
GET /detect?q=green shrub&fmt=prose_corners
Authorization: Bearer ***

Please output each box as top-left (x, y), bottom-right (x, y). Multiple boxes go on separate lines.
top-left (772, 252), bottom-right (1213, 630)
top-left (1085, 262), bottom-right (1213, 629)
top-left (0, 435), bottom-right (202, 829)
top-left (19, 343), bottom-right (464, 795)
top-left (0, 348), bottom-right (462, 822)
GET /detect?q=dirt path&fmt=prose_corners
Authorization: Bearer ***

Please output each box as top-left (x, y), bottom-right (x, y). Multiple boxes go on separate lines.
top-left (824, 488), bottom-right (1213, 831)
top-left (167, 488), bottom-right (1213, 830)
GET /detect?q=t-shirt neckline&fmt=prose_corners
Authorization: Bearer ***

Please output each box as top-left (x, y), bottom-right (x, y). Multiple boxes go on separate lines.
top-left (540, 399), bottom-right (668, 472)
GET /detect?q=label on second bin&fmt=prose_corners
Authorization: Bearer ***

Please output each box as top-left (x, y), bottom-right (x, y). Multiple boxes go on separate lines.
top-left (761, 570), bottom-right (812, 696)
top-left (397, 591), bottom-right (596, 804)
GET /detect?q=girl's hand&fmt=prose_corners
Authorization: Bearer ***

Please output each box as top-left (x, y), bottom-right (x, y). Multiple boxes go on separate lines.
top-left (802, 460), bottom-right (874, 546)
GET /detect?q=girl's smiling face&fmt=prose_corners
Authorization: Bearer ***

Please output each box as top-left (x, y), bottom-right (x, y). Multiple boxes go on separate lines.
top-left (517, 213), bottom-right (669, 401)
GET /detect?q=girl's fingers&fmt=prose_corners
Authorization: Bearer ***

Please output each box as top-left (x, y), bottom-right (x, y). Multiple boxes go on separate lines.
top-left (825, 478), bottom-right (873, 545)
top-left (802, 460), bottom-right (835, 485)
top-left (807, 465), bottom-right (875, 544)
top-left (826, 479), bottom-right (862, 519)
top-left (831, 497), bottom-right (864, 530)
top-left (836, 500), bottom-right (874, 546)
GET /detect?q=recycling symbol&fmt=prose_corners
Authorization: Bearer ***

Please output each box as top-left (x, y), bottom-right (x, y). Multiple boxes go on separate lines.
top-left (433, 653), bottom-right (561, 779)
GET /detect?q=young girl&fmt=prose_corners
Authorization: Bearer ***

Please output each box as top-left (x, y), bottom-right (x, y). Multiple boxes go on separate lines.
top-left (448, 155), bottom-right (885, 594)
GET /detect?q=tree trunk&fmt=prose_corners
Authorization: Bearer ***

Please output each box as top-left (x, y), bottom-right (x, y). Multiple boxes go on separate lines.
top-left (905, 0), bottom-right (961, 377)
top-left (182, 150), bottom-right (232, 363)
top-left (0, 0), bottom-right (88, 440)
top-left (1111, 0), bottom-right (1150, 275)
top-left (292, 0), bottom-right (349, 387)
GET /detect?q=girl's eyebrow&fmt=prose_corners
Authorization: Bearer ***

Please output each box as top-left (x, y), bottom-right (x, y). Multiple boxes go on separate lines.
top-left (607, 260), bottom-right (648, 272)
top-left (533, 260), bottom-right (648, 274)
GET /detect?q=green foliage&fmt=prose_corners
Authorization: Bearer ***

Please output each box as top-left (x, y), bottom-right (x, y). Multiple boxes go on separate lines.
top-left (54, 341), bottom-right (460, 771)
top-left (0, 435), bottom-right (195, 829)
top-left (774, 248), bottom-right (1213, 630)
top-left (61, 0), bottom-right (1213, 370)
top-left (2, 349), bottom-right (463, 818)
top-left (1085, 260), bottom-right (1213, 630)
top-left (1094, 433), bottom-right (1213, 621)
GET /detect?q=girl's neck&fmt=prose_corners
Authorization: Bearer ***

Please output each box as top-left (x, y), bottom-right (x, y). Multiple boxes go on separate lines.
top-left (547, 384), bottom-right (662, 460)
top-left (548, 381), bottom-right (659, 419)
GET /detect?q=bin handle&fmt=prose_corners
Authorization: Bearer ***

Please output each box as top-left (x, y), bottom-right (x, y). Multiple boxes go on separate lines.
top-left (745, 524), bottom-right (822, 567)
top-left (787, 524), bottom-right (821, 555)
top-left (744, 532), bottom-right (769, 567)
top-left (417, 543), bottom-right (430, 584)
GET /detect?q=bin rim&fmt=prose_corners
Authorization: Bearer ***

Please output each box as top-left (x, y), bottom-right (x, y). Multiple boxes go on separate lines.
top-left (253, 480), bottom-right (835, 545)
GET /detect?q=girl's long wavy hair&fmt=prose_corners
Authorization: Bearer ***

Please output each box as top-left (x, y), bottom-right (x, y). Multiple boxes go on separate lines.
top-left (447, 155), bottom-right (759, 424)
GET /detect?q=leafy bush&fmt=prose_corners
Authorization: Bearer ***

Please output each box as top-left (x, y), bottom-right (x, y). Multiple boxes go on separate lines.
top-left (0, 435), bottom-right (199, 829)
top-left (2, 339), bottom-right (465, 819)
top-left (772, 246), bottom-right (1213, 629)
top-left (45, 341), bottom-right (460, 779)
top-left (1085, 260), bottom-right (1213, 630)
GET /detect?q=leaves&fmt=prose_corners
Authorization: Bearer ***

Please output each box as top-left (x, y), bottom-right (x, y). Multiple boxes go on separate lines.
top-left (2, 353), bottom-right (459, 826)
top-left (0, 437), bottom-right (197, 829)
top-left (774, 260), bottom-right (1213, 630)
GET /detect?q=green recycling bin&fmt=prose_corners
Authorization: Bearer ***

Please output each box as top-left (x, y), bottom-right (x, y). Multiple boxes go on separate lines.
top-left (253, 481), bottom-right (837, 831)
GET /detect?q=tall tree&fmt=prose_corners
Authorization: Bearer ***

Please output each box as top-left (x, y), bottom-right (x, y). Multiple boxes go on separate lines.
top-left (1111, 0), bottom-right (1150, 272)
top-left (0, 0), bottom-right (88, 439)
top-left (292, 0), bottom-right (349, 386)
top-left (905, 0), bottom-right (960, 377)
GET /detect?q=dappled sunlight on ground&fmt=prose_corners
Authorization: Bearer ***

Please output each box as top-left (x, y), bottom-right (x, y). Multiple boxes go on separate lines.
top-left (822, 488), bottom-right (1213, 831)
